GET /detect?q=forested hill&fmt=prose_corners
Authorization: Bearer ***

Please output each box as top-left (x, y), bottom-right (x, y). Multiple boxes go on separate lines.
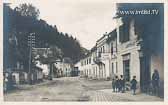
top-left (4, 3), bottom-right (88, 67)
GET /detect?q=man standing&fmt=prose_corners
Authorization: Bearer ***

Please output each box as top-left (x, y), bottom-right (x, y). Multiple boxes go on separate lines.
top-left (112, 78), bottom-right (116, 92)
top-left (115, 76), bottom-right (120, 92)
top-left (131, 76), bottom-right (137, 95)
top-left (119, 75), bottom-right (125, 93)
top-left (152, 69), bottom-right (160, 96)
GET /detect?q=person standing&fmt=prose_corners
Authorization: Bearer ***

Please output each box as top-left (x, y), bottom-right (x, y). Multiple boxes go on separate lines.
top-left (115, 76), bottom-right (119, 92)
top-left (118, 76), bottom-right (122, 92)
top-left (112, 78), bottom-right (116, 92)
top-left (119, 75), bottom-right (125, 93)
top-left (152, 69), bottom-right (160, 96)
top-left (130, 76), bottom-right (137, 95)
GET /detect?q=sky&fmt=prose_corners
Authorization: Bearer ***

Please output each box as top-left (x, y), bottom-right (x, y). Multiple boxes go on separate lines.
top-left (4, 0), bottom-right (117, 49)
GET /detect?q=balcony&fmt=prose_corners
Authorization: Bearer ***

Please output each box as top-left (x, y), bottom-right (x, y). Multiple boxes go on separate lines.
top-left (100, 53), bottom-right (110, 60)
top-left (93, 53), bottom-right (110, 65)
top-left (93, 57), bottom-right (103, 65)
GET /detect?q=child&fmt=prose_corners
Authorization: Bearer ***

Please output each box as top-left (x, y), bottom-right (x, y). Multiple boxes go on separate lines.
top-left (112, 78), bottom-right (116, 92)
top-left (130, 76), bottom-right (137, 95)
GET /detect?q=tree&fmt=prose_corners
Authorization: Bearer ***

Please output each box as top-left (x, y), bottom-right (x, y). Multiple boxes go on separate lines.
top-left (4, 3), bottom-right (88, 72)
top-left (49, 45), bottom-right (63, 59)
top-left (14, 3), bottom-right (40, 19)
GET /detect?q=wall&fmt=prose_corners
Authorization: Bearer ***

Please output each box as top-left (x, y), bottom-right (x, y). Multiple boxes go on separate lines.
top-left (150, 51), bottom-right (164, 97)
top-left (116, 18), bottom-right (141, 82)
top-left (150, 54), bottom-right (164, 81)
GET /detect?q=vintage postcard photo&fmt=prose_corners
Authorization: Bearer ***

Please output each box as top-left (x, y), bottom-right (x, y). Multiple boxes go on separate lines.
top-left (2, 0), bottom-right (166, 102)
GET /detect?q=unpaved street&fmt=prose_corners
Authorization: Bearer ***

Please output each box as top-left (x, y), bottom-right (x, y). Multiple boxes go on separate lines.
top-left (4, 77), bottom-right (163, 101)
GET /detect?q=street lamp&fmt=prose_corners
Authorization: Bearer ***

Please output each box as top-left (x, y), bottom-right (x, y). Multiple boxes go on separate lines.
top-left (27, 33), bottom-right (35, 84)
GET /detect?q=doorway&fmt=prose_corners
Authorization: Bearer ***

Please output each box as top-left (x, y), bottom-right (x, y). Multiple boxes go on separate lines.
top-left (140, 57), bottom-right (151, 92)
top-left (123, 60), bottom-right (130, 81)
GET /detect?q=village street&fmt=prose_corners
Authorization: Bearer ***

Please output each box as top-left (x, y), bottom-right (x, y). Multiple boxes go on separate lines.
top-left (4, 77), bottom-right (163, 102)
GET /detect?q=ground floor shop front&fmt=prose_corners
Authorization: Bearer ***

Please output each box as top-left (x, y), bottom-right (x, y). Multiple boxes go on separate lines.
top-left (80, 48), bottom-right (163, 97)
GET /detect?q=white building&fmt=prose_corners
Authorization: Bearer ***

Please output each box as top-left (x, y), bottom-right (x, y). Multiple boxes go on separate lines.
top-left (54, 57), bottom-right (73, 77)
top-left (76, 16), bottom-right (163, 95)
top-left (115, 17), bottom-right (141, 83)
top-left (79, 53), bottom-right (92, 78)
top-left (35, 60), bottom-right (50, 76)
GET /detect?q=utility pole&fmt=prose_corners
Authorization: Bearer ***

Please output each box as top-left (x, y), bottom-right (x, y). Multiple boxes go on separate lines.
top-left (28, 33), bottom-right (35, 84)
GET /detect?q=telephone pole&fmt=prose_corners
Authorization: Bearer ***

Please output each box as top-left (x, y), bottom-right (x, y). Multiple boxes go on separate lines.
top-left (28, 33), bottom-right (35, 84)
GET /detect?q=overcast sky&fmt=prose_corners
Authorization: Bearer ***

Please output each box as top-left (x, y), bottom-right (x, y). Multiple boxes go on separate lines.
top-left (5, 0), bottom-right (117, 49)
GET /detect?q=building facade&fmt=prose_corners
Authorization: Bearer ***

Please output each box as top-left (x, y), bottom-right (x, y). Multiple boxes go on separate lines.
top-left (54, 57), bottom-right (74, 77)
top-left (76, 16), bottom-right (163, 96)
top-left (115, 17), bottom-right (141, 83)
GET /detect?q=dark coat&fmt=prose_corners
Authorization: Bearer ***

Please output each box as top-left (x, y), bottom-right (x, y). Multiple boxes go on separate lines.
top-left (131, 79), bottom-right (137, 90)
top-left (112, 79), bottom-right (116, 88)
top-left (152, 72), bottom-right (159, 87)
top-left (119, 78), bottom-right (125, 87)
top-left (115, 79), bottom-right (120, 88)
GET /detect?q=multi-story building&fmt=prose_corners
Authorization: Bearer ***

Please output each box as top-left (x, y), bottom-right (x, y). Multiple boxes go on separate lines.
top-left (115, 3), bottom-right (164, 97)
top-left (79, 53), bottom-right (92, 78)
top-left (106, 29), bottom-right (118, 79)
top-left (115, 17), bottom-right (141, 83)
top-left (94, 33), bottom-right (110, 79)
top-left (90, 46), bottom-right (100, 79)
top-left (78, 32), bottom-right (117, 80)
top-left (76, 14), bottom-right (163, 96)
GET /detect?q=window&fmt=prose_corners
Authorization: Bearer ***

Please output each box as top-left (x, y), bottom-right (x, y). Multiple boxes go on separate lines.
top-left (112, 63), bottom-right (114, 73)
top-left (89, 58), bottom-right (91, 64)
top-left (116, 62), bottom-right (118, 73)
top-left (98, 51), bottom-right (101, 57)
top-left (111, 43), bottom-right (113, 55)
top-left (123, 60), bottom-right (130, 81)
top-left (103, 46), bottom-right (105, 53)
top-left (96, 67), bottom-right (98, 77)
top-left (89, 69), bottom-right (91, 75)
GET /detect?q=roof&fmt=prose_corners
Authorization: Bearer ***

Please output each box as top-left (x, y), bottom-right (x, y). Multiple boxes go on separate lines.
top-left (91, 45), bottom-right (97, 52)
top-left (33, 66), bottom-right (43, 71)
top-left (96, 32), bottom-right (108, 43)
top-left (63, 57), bottom-right (73, 64)
top-left (106, 29), bottom-right (117, 43)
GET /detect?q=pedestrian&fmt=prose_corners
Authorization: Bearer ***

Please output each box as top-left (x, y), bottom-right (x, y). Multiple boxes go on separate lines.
top-left (118, 76), bottom-right (122, 92)
top-left (152, 69), bottom-right (160, 96)
top-left (130, 76), bottom-right (137, 95)
top-left (119, 75), bottom-right (125, 93)
top-left (115, 76), bottom-right (119, 92)
top-left (112, 78), bottom-right (116, 92)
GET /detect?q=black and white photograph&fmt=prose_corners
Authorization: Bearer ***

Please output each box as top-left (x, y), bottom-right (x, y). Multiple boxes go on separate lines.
top-left (2, 0), bottom-right (166, 102)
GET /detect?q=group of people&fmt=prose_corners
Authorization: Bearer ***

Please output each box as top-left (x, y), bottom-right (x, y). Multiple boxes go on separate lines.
top-left (112, 75), bottom-right (137, 95)
top-left (112, 69), bottom-right (160, 96)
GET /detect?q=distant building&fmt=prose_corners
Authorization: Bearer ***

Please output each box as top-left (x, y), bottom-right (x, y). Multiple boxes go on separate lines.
top-left (33, 48), bottom-right (51, 77)
top-left (35, 60), bottom-right (50, 76)
top-left (79, 53), bottom-right (93, 78)
top-left (54, 57), bottom-right (74, 77)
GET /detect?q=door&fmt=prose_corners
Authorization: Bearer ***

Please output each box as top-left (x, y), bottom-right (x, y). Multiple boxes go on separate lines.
top-left (140, 57), bottom-right (150, 92)
top-left (123, 60), bottom-right (130, 81)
